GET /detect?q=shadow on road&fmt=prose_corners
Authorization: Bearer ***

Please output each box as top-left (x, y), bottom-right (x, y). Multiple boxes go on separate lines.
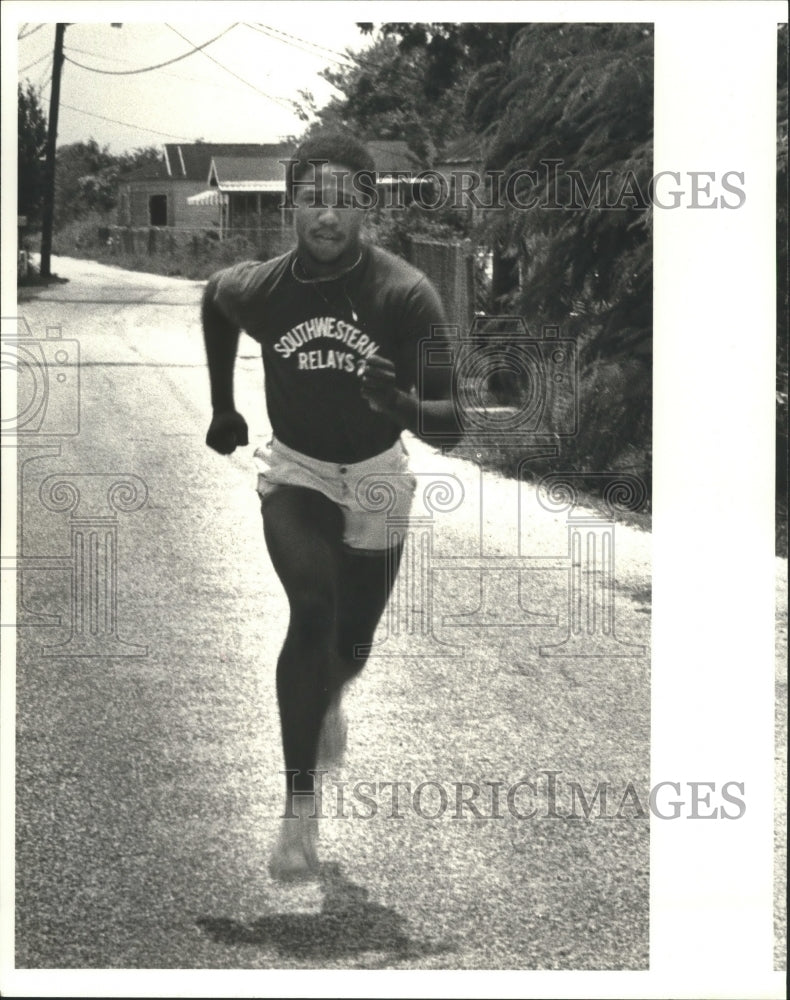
top-left (196, 863), bottom-right (456, 963)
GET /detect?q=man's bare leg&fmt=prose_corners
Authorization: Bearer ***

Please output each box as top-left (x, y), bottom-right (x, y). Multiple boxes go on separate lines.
top-left (261, 488), bottom-right (404, 878)
top-left (317, 542), bottom-right (404, 769)
top-left (261, 488), bottom-right (341, 879)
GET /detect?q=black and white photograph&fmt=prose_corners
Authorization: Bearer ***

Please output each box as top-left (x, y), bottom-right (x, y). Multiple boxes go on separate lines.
top-left (1, 2), bottom-right (785, 996)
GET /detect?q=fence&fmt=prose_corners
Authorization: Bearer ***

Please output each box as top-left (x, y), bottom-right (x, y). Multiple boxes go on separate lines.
top-left (408, 236), bottom-right (476, 331)
top-left (96, 228), bottom-right (476, 326)
top-left (105, 226), bottom-right (294, 260)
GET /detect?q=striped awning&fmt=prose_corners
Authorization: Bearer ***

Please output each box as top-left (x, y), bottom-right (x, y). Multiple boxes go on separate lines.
top-left (187, 190), bottom-right (227, 207)
top-left (218, 181), bottom-right (285, 193)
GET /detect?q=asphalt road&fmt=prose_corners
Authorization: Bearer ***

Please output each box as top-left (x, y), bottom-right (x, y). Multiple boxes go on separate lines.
top-left (11, 255), bottom-right (656, 970)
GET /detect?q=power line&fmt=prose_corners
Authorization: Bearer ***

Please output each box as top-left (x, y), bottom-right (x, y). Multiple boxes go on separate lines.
top-left (248, 22), bottom-right (356, 67)
top-left (39, 92), bottom-right (194, 140)
top-left (35, 59), bottom-right (53, 89)
top-left (242, 22), bottom-right (392, 100)
top-left (59, 41), bottom-right (266, 91)
top-left (165, 23), bottom-right (297, 115)
top-left (63, 24), bottom-right (237, 76)
top-left (246, 22), bottom-right (418, 81)
top-left (19, 24), bottom-right (45, 41)
top-left (250, 21), bottom-right (351, 64)
top-left (63, 43), bottom-right (136, 60)
top-left (19, 50), bottom-right (51, 73)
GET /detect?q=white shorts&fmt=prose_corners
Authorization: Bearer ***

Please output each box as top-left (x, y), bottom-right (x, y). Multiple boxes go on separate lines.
top-left (254, 438), bottom-right (416, 551)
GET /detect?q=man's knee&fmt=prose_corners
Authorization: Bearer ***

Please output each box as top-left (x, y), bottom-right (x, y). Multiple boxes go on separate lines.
top-left (288, 589), bottom-right (336, 645)
top-left (336, 624), bottom-right (375, 672)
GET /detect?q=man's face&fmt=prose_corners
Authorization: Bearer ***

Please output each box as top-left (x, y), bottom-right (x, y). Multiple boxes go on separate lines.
top-left (293, 161), bottom-right (365, 272)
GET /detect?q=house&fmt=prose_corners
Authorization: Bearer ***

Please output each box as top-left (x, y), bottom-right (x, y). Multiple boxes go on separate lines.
top-left (185, 138), bottom-right (427, 236)
top-left (116, 142), bottom-right (293, 231)
top-left (188, 150), bottom-right (294, 238)
top-left (118, 139), bottom-right (428, 234)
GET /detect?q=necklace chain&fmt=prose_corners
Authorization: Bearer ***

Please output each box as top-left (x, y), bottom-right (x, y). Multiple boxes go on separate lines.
top-left (291, 250), bottom-right (363, 285)
top-left (308, 279), bottom-right (359, 323)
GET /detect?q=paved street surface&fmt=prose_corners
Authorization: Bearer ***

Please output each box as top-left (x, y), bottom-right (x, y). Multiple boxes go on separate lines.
top-left (12, 256), bottom-right (657, 969)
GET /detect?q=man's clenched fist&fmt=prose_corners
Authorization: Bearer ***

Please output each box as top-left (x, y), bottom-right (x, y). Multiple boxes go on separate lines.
top-left (206, 410), bottom-right (249, 455)
top-left (360, 354), bottom-right (400, 414)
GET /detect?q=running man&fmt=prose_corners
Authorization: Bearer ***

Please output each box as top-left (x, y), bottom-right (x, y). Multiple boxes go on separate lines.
top-left (201, 131), bottom-right (459, 879)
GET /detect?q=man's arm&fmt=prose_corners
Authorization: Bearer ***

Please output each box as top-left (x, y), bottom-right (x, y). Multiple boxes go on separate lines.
top-left (202, 278), bottom-right (249, 455)
top-left (360, 354), bottom-right (460, 442)
top-left (360, 275), bottom-right (462, 445)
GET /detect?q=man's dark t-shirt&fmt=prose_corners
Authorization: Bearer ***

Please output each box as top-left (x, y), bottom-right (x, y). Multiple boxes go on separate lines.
top-left (206, 243), bottom-right (448, 463)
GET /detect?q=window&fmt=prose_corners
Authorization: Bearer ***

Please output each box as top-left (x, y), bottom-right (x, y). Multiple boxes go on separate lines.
top-left (149, 194), bottom-right (168, 227)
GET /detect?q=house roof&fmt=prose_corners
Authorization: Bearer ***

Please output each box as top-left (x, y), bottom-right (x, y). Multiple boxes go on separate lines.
top-left (366, 139), bottom-right (422, 174)
top-left (205, 156), bottom-right (287, 194)
top-left (122, 143), bottom-right (293, 183)
top-left (205, 142), bottom-right (424, 191)
top-left (122, 159), bottom-right (170, 182)
top-left (128, 139), bottom-right (425, 188)
top-left (164, 142), bottom-right (293, 181)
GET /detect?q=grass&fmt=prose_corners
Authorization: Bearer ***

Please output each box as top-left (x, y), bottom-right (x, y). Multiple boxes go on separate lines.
top-left (49, 215), bottom-right (273, 281)
top-left (451, 438), bottom-right (653, 532)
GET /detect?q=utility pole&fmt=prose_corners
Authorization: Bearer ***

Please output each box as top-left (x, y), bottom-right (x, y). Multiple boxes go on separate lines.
top-left (39, 23), bottom-right (66, 279)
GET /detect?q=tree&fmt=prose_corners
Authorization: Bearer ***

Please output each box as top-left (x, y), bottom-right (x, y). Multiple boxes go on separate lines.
top-left (18, 81), bottom-right (48, 224)
top-left (353, 23), bottom-right (653, 484)
top-left (317, 34), bottom-right (452, 160)
top-left (116, 146), bottom-right (162, 175)
top-left (311, 24), bottom-right (519, 284)
top-left (478, 25), bottom-right (653, 330)
top-left (317, 24), bottom-right (522, 161)
top-left (462, 23), bottom-right (654, 481)
top-left (53, 141), bottom-right (162, 225)
top-left (361, 23), bottom-right (522, 101)
top-left (314, 24), bottom-right (654, 483)
top-left (343, 23), bottom-right (652, 345)
top-left (54, 139), bottom-right (116, 224)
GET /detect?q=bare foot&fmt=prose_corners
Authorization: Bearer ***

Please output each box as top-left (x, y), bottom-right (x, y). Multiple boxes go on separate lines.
top-left (268, 796), bottom-right (320, 882)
